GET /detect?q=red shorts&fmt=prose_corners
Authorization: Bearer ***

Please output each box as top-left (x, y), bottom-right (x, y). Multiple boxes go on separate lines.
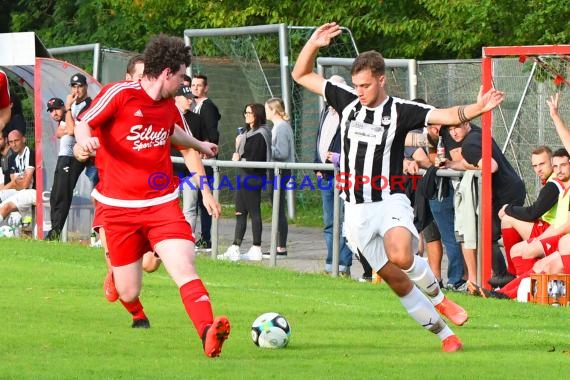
top-left (529, 220), bottom-right (550, 240)
top-left (92, 204), bottom-right (103, 233)
top-left (539, 234), bottom-right (562, 256)
top-left (98, 199), bottom-right (194, 266)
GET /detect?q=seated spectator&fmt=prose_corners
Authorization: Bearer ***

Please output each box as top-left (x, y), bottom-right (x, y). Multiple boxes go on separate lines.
top-left (0, 129), bottom-right (35, 225)
top-left (498, 146), bottom-right (561, 276)
top-left (0, 128), bottom-right (13, 187)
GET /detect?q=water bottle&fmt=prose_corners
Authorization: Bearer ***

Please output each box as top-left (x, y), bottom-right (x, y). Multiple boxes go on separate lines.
top-left (90, 230), bottom-right (97, 246)
top-left (436, 137), bottom-right (446, 167)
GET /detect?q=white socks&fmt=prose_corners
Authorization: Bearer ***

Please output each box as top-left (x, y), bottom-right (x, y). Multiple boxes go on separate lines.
top-left (404, 255), bottom-right (444, 305)
top-left (399, 286), bottom-right (453, 341)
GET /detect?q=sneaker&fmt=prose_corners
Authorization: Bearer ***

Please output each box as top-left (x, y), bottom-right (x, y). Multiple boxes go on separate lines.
top-left (442, 335), bottom-right (463, 352)
top-left (132, 318), bottom-right (150, 329)
top-left (44, 229), bottom-right (61, 241)
top-left (358, 276), bottom-right (372, 283)
top-left (445, 280), bottom-right (468, 293)
top-left (435, 297), bottom-right (469, 326)
top-left (103, 271), bottom-right (119, 302)
top-left (202, 316), bottom-right (231, 358)
top-left (240, 246), bottom-right (263, 261)
top-left (196, 237), bottom-right (212, 252)
top-left (217, 245), bottom-right (241, 261)
top-left (339, 268), bottom-right (351, 278)
top-left (488, 273), bottom-right (516, 289)
top-left (466, 281), bottom-right (510, 299)
top-left (261, 250), bottom-right (288, 259)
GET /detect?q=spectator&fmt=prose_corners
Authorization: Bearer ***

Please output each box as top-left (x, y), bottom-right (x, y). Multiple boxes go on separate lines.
top-left (0, 129), bottom-right (35, 226)
top-left (45, 97), bottom-right (87, 241)
top-left (498, 146), bottom-right (560, 276)
top-left (125, 54), bottom-right (144, 82)
top-left (263, 97), bottom-right (295, 259)
top-left (218, 103), bottom-right (271, 261)
top-left (0, 128), bottom-right (13, 187)
top-left (448, 121), bottom-right (526, 288)
top-left (190, 73), bottom-right (220, 250)
top-left (0, 69), bottom-right (11, 133)
top-left (67, 73), bottom-right (96, 186)
top-left (313, 75), bottom-right (355, 277)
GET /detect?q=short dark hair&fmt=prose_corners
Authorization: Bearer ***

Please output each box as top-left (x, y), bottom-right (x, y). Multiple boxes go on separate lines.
top-left (531, 145), bottom-right (552, 157)
top-left (192, 73), bottom-right (208, 86)
top-left (126, 54), bottom-right (144, 76)
top-left (351, 50), bottom-right (385, 77)
top-left (243, 103), bottom-right (266, 129)
top-left (143, 34), bottom-right (190, 79)
top-left (183, 74), bottom-right (192, 83)
top-left (552, 148), bottom-right (569, 159)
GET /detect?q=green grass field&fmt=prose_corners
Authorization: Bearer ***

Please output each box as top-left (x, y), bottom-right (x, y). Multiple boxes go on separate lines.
top-left (1, 239), bottom-right (569, 379)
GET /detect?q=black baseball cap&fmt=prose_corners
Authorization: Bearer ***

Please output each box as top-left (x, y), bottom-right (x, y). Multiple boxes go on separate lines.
top-left (46, 97), bottom-right (65, 111)
top-left (70, 73), bottom-right (87, 86)
top-left (176, 85), bottom-right (194, 99)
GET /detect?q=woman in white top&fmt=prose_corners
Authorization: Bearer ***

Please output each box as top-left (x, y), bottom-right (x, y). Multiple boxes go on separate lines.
top-left (264, 97), bottom-right (295, 257)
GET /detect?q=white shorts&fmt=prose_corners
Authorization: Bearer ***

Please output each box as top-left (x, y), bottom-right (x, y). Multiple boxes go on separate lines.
top-left (0, 189), bottom-right (36, 214)
top-left (344, 193), bottom-right (419, 272)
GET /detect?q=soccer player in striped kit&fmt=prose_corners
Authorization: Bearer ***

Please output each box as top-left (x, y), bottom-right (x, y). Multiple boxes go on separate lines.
top-left (293, 22), bottom-right (505, 352)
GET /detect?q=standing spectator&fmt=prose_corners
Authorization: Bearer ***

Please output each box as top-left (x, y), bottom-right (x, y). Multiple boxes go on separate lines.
top-left (191, 73), bottom-right (220, 250)
top-left (448, 121), bottom-right (526, 288)
top-left (313, 75), bottom-right (354, 277)
top-left (0, 69), bottom-right (10, 133)
top-left (218, 103), bottom-right (271, 261)
top-left (125, 54), bottom-right (144, 82)
top-left (74, 34), bottom-right (230, 358)
top-left (263, 97), bottom-right (295, 259)
top-left (67, 73), bottom-right (96, 186)
top-left (292, 23), bottom-right (506, 352)
top-left (45, 98), bottom-right (87, 241)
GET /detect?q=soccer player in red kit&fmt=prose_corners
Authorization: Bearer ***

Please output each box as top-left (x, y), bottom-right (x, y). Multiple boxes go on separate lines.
top-left (0, 69), bottom-right (11, 132)
top-left (74, 34), bottom-right (230, 358)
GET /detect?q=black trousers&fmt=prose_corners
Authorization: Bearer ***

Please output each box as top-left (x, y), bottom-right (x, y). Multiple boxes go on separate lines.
top-left (49, 155), bottom-right (86, 231)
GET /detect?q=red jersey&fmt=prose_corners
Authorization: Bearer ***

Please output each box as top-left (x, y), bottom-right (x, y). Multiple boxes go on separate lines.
top-left (80, 80), bottom-right (185, 207)
top-left (0, 70), bottom-right (10, 109)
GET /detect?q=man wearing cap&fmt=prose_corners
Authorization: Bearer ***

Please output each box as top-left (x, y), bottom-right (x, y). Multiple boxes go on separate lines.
top-left (45, 97), bottom-right (87, 241)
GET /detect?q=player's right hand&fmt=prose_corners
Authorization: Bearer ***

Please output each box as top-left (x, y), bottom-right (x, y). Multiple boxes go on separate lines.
top-left (81, 137), bottom-right (100, 154)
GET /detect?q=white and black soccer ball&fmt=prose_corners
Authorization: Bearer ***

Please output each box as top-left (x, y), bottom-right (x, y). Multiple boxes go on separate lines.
top-left (0, 225), bottom-right (15, 238)
top-left (251, 312), bottom-right (291, 348)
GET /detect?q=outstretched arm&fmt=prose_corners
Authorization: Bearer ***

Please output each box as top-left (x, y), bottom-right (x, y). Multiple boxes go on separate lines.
top-left (428, 85), bottom-right (505, 126)
top-left (547, 93), bottom-right (570, 153)
top-left (291, 22), bottom-right (342, 95)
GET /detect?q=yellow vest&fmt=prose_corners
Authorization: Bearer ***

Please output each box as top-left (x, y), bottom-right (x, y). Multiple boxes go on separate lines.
top-left (542, 178), bottom-right (564, 225)
top-left (553, 184), bottom-right (570, 228)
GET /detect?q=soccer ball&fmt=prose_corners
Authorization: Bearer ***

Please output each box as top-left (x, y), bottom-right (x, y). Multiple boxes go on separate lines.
top-left (251, 312), bottom-right (291, 348)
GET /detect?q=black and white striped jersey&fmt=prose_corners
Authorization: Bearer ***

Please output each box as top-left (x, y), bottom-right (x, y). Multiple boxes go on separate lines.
top-left (324, 81), bottom-right (433, 204)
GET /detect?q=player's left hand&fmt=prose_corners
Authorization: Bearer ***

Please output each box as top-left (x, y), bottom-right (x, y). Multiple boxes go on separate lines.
top-left (477, 85), bottom-right (505, 113)
top-left (201, 191), bottom-right (221, 219)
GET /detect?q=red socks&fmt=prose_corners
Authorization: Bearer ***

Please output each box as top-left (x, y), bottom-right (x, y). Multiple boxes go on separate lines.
top-left (511, 256), bottom-right (537, 276)
top-left (180, 279), bottom-right (214, 338)
top-left (501, 228), bottom-right (522, 275)
top-left (120, 297), bottom-right (147, 321)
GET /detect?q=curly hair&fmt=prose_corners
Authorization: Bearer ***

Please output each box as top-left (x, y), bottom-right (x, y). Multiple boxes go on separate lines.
top-left (143, 34), bottom-right (191, 79)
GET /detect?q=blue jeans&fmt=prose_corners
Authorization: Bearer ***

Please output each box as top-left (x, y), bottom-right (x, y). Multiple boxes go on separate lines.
top-left (320, 177), bottom-right (352, 272)
top-left (428, 187), bottom-right (464, 285)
